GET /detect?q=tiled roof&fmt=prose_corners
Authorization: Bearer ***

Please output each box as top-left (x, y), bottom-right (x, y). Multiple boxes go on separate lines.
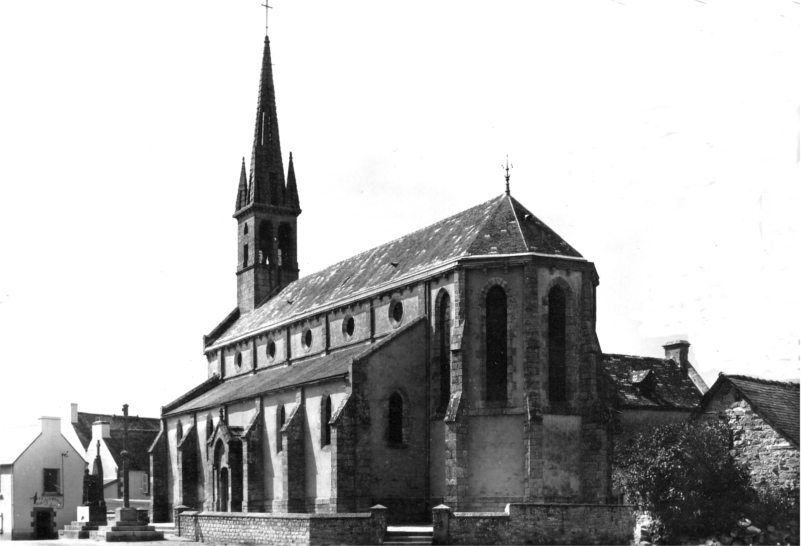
top-left (208, 194), bottom-right (583, 348)
top-left (169, 317), bottom-right (426, 416)
top-left (602, 353), bottom-right (705, 410)
top-left (71, 411), bottom-right (160, 470)
top-left (166, 343), bottom-right (364, 416)
top-left (0, 423), bottom-right (40, 465)
top-left (722, 375), bottom-right (799, 446)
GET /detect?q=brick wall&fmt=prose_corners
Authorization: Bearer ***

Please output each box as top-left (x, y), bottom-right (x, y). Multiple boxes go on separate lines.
top-left (177, 506), bottom-right (386, 545)
top-left (436, 503), bottom-right (634, 545)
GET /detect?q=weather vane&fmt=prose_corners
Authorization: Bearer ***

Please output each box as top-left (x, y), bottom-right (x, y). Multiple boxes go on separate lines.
top-left (262, 0), bottom-right (272, 33)
top-left (502, 156), bottom-right (513, 195)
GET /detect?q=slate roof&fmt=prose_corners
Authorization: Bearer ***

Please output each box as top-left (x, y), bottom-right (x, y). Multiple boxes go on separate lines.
top-left (169, 317), bottom-right (426, 416)
top-left (71, 412), bottom-right (160, 471)
top-left (708, 374), bottom-right (800, 447)
top-left (207, 194), bottom-right (583, 349)
top-left (602, 353), bottom-right (705, 411)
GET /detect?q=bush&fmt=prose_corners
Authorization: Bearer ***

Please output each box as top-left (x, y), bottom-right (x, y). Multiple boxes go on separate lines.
top-left (614, 421), bottom-right (753, 543)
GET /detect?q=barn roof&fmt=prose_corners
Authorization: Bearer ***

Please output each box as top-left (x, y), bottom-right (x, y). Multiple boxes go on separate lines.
top-left (602, 353), bottom-right (706, 411)
top-left (207, 194), bottom-right (583, 349)
top-left (699, 374), bottom-right (800, 446)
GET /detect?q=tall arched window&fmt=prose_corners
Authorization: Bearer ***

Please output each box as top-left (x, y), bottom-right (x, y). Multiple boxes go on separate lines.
top-left (258, 221), bottom-right (273, 265)
top-left (486, 286), bottom-right (508, 402)
top-left (437, 292), bottom-right (452, 411)
top-left (548, 286), bottom-right (567, 403)
top-left (277, 223), bottom-right (293, 268)
top-left (388, 393), bottom-right (403, 445)
top-left (323, 396), bottom-right (332, 447)
top-left (277, 405), bottom-right (286, 453)
top-left (243, 244), bottom-right (249, 268)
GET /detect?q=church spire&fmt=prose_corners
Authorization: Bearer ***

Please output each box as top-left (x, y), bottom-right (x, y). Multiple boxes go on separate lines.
top-left (286, 152), bottom-right (299, 209)
top-left (248, 34), bottom-right (287, 208)
top-left (235, 157), bottom-right (249, 211)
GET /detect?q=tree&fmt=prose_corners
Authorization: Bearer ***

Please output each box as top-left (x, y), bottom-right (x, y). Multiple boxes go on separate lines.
top-left (614, 421), bottom-right (753, 543)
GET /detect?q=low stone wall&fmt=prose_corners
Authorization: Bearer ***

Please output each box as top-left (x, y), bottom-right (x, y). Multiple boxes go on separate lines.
top-left (177, 505), bottom-right (386, 545)
top-left (433, 503), bottom-right (635, 545)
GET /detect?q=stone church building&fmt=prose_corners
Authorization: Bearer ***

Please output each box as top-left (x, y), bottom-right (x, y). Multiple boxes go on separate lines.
top-left (150, 27), bottom-right (620, 527)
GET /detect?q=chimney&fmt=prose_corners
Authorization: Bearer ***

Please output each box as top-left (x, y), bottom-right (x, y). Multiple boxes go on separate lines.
top-left (663, 340), bottom-right (691, 372)
top-left (40, 416), bottom-right (61, 435)
top-left (70, 403), bottom-right (78, 424)
top-left (92, 420), bottom-right (111, 440)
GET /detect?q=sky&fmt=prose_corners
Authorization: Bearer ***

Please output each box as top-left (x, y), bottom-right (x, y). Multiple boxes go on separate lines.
top-left (0, 0), bottom-right (798, 429)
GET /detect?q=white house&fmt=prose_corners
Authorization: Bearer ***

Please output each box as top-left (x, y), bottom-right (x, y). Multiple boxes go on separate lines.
top-left (0, 417), bottom-right (85, 540)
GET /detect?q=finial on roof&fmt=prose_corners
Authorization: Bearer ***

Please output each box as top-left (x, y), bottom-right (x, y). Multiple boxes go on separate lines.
top-left (502, 156), bottom-right (513, 195)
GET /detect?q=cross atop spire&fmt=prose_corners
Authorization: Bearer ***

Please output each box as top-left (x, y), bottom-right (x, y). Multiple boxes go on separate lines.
top-left (502, 156), bottom-right (513, 195)
top-left (261, 1), bottom-right (272, 33)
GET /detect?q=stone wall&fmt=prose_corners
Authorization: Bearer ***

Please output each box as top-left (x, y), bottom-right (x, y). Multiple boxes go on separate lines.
top-left (701, 391), bottom-right (799, 489)
top-left (177, 506), bottom-right (386, 545)
top-left (434, 503), bottom-right (634, 545)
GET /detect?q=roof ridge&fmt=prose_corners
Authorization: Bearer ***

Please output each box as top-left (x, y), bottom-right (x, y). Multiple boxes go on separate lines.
top-left (508, 195), bottom-right (583, 257)
top-left (602, 352), bottom-right (670, 362)
top-left (724, 373), bottom-right (800, 388)
top-left (274, 194), bottom-right (504, 291)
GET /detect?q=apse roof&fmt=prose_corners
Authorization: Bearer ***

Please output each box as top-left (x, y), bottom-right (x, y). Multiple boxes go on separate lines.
top-left (208, 194), bottom-right (583, 349)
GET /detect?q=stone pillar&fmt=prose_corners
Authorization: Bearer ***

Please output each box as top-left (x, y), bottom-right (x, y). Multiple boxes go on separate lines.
top-left (432, 504), bottom-right (451, 545)
top-left (444, 392), bottom-right (468, 511)
top-left (370, 504), bottom-right (387, 544)
top-left (522, 260), bottom-right (542, 501)
top-left (282, 392), bottom-right (306, 512)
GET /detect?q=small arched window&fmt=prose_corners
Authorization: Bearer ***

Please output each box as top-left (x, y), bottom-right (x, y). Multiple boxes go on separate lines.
top-left (277, 405), bottom-right (286, 453)
top-left (278, 223), bottom-right (293, 268)
top-left (486, 286), bottom-right (508, 402)
top-left (548, 285), bottom-right (567, 403)
top-left (437, 292), bottom-right (452, 411)
top-left (258, 221), bottom-right (273, 265)
top-left (388, 392), bottom-right (403, 445)
top-left (323, 396), bottom-right (332, 447)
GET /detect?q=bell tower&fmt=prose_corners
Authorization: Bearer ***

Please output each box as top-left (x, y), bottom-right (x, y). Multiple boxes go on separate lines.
top-left (234, 33), bottom-right (301, 313)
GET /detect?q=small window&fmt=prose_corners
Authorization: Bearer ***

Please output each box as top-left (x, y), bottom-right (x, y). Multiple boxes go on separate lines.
top-left (277, 405), bottom-right (286, 453)
top-left (322, 395), bottom-right (332, 447)
top-left (243, 244), bottom-right (249, 267)
top-left (302, 328), bottom-right (313, 351)
top-left (389, 299), bottom-right (404, 327)
top-left (176, 421), bottom-right (183, 441)
top-left (267, 339), bottom-right (276, 361)
top-left (235, 352), bottom-right (243, 369)
top-left (388, 392), bottom-right (403, 445)
top-left (43, 468), bottom-right (60, 494)
top-left (243, 223), bottom-right (249, 235)
top-left (342, 315), bottom-right (355, 339)
top-left (141, 473), bottom-right (150, 495)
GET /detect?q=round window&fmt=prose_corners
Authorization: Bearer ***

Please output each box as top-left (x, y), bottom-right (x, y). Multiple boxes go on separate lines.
top-left (302, 328), bottom-right (313, 351)
top-left (267, 339), bottom-right (276, 360)
top-left (389, 299), bottom-right (404, 326)
top-left (343, 315), bottom-right (355, 339)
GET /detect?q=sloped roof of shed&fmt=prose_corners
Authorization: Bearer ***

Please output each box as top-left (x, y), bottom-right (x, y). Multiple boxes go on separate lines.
top-left (602, 353), bottom-right (705, 411)
top-left (721, 375), bottom-right (799, 446)
top-left (208, 194), bottom-right (582, 348)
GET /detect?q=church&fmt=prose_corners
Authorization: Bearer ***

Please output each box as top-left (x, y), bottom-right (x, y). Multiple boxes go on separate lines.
top-left (149, 22), bottom-right (620, 529)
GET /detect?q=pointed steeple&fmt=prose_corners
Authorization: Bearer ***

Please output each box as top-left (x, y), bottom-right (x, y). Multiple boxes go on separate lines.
top-left (248, 36), bottom-right (287, 208)
top-left (235, 157), bottom-right (249, 211)
top-left (286, 152), bottom-right (300, 209)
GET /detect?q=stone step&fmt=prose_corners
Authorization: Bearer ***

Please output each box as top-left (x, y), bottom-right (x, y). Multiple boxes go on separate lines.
top-left (61, 530), bottom-right (91, 539)
top-left (385, 530), bottom-right (433, 545)
top-left (94, 529), bottom-right (165, 542)
top-left (97, 524), bottom-right (157, 532)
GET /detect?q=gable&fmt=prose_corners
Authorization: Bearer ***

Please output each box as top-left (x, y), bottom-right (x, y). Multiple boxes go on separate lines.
top-left (207, 194), bottom-right (584, 349)
top-left (725, 375), bottom-right (799, 446)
